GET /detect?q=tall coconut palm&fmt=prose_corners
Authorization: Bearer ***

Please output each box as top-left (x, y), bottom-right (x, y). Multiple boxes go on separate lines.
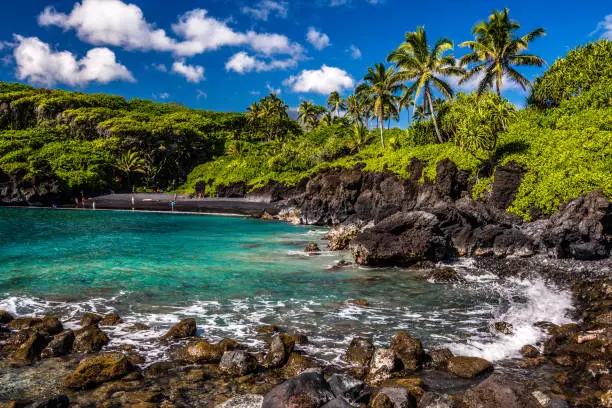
top-left (387, 26), bottom-right (464, 143)
top-left (345, 94), bottom-right (362, 125)
top-left (355, 63), bottom-right (404, 148)
top-left (327, 91), bottom-right (347, 117)
top-left (460, 8), bottom-right (545, 96)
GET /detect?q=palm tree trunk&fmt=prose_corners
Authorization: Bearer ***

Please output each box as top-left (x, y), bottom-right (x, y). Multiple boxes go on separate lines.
top-left (426, 91), bottom-right (444, 143)
top-left (496, 69), bottom-right (502, 97)
top-left (379, 116), bottom-right (385, 148)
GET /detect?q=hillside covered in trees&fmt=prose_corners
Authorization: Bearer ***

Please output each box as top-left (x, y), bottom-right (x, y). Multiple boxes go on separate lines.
top-left (0, 10), bottom-right (610, 220)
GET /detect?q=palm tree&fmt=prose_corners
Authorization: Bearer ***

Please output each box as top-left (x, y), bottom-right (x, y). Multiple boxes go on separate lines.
top-left (327, 91), bottom-right (347, 117)
top-left (398, 88), bottom-right (415, 126)
top-left (387, 26), bottom-right (464, 143)
top-left (345, 94), bottom-right (362, 125)
top-left (297, 101), bottom-right (324, 130)
top-left (460, 8), bottom-right (545, 96)
top-left (116, 149), bottom-right (145, 189)
top-left (355, 63), bottom-right (404, 148)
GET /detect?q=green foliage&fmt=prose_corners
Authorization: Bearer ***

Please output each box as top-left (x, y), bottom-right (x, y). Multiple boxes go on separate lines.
top-left (530, 40), bottom-right (612, 108)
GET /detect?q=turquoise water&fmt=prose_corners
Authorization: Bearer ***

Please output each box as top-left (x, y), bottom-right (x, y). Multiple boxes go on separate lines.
top-left (0, 208), bottom-right (573, 364)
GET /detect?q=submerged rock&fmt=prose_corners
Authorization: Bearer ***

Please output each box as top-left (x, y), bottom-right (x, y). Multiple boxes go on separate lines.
top-left (73, 325), bottom-right (109, 353)
top-left (219, 350), bottom-right (258, 376)
top-left (41, 330), bottom-right (75, 358)
top-left (262, 371), bottom-right (334, 408)
top-left (347, 299), bottom-right (369, 307)
top-left (305, 241), bottom-right (321, 253)
top-left (162, 318), bottom-right (197, 340)
top-left (446, 356), bottom-right (492, 378)
top-left (345, 337), bottom-right (375, 367)
top-left (423, 267), bottom-right (465, 283)
top-left (62, 353), bottom-right (133, 389)
top-left (494, 321), bottom-right (514, 335)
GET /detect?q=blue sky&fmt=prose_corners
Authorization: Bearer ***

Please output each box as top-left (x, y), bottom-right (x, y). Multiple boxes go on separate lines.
top-left (0, 0), bottom-right (610, 124)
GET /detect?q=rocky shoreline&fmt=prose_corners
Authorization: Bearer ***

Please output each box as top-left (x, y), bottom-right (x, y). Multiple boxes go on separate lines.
top-left (0, 255), bottom-right (610, 408)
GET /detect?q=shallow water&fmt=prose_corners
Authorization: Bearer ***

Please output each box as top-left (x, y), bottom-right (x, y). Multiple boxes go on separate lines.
top-left (0, 208), bottom-right (574, 365)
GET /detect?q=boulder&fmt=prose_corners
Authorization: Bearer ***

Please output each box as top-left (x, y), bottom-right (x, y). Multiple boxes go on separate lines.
top-left (80, 313), bottom-right (103, 327)
top-left (370, 387), bottom-right (416, 408)
top-left (488, 162), bottom-right (524, 210)
top-left (327, 374), bottom-right (364, 401)
top-left (390, 332), bottom-right (425, 369)
top-left (8, 316), bottom-right (62, 335)
top-left (100, 313), bottom-right (122, 326)
top-left (321, 398), bottom-right (352, 408)
top-left (11, 331), bottom-right (49, 363)
top-left (305, 242), bottom-right (321, 253)
top-left (541, 190), bottom-right (611, 260)
top-left (520, 345), bottom-right (539, 358)
top-left (0, 310), bottom-right (13, 324)
top-left (284, 352), bottom-right (319, 377)
top-left (327, 225), bottom-right (361, 251)
top-left (426, 348), bottom-right (454, 368)
top-left (347, 299), bottom-right (369, 307)
top-left (350, 212), bottom-right (455, 266)
top-left (182, 338), bottom-right (240, 363)
top-left (380, 378), bottom-right (425, 400)
top-left (345, 337), bottom-right (375, 366)
top-left (162, 318), bottom-right (197, 340)
top-left (455, 374), bottom-right (540, 408)
top-left (217, 395), bottom-right (264, 408)
top-left (366, 348), bottom-right (398, 385)
top-left (263, 334), bottom-right (295, 368)
top-left (446, 356), bottom-right (492, 378)
top-left (262, 371), bottom-right (334, 408)
top-left (494, 321), bottom-right (514, 335)
top-left (219, 350), bottom-right (258, 376)
top-left (423, 267), bottom-right (465, 283)
top-left (62, 353), bottom-right (133, 389)
top-left (73, 325), bottom-right (109, 353)
top-left (41, 330), bottom-right (75, 358)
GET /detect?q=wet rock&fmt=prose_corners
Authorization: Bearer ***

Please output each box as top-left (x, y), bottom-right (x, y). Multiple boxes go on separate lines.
top-left (345, 337), bottom-right (375, 367)
top-left (256, 325), bottom-right (280, 335)
top-left (327, 225), bottom-right (361, 251)
top-left (390, 332), bottom-right (425, 369)
top-left (350, 211), bottom-right (456, 266)
top-left (327, 374), bottom-right (364, 401)
top-left (127, 323), bottom-right (150, 332)
top-left (162, 318), bottom-right (197, 340)
top-left (143, 362), bottom-right (176, 378)
top-left (8, 316), bottom-right (62, 335)
top-left (287, 332), bottom-right (309, 345)
top-left (62, 353), bottom-right (133, 389)
top-left (80, 313), bottom-right (103, 327)
top-left (41, 330), bottom-right (74, 358)
top-left (305, 242), bottom-right (321, 253)
top-left (595, 311), bottom-right (612, 325)
top-left (100, 313), bottom-right (122, 326)
top-left (518, 357), bottom-right (546, 368)
top-left (263, 334), bottom-right (295, 368)
top-left (217, 394), bottom-right (264, 408)
top-left (370, 387), bottom-right (416, 408)
top-left (347, 299), bottom-right (369, 307)
top-left (426, 348), bottom-right (454, 368)
top-left (11, 331), bottom-right (49, 363)
top-left (0, 310), bottom-right (13, 324)
top-left (262, 371), bottom-right (334, 408)
top-left (73, 325), bottom-right (109, 353)
top-left (494, 321), bottom-right (514, 335)
top-left (541, 190), bottom-right (612, 260)
top-left (419, 392), bottom-right (457, 408)
top-left (423, 267), bottom-right (465, 283)
top-left (321, 398), bottom-right (352, 408)
top-left (182, 338), bottom-right (240, 363)
top-left (380, 378), bottom-right (424, 400)
top-left (520, 344), bottom-right (540, 358)
top-left (284, 352), bottom-right (319, 377)
top-left (219, 350), bottom-right (258, 376)
top-left (455, 374), bottom-right (540, 408)
top-left (446, 356), bottom-right (492, 378)
top-left (366, 348), bottom-right (399, 385)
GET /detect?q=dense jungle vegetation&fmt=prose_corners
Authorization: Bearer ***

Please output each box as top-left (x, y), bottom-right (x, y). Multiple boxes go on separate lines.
top-left (0, 9), bottom-right (610, 220)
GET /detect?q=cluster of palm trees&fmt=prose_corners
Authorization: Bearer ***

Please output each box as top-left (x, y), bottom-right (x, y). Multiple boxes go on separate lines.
top-left (305, 8), bottom-right (545, 148)
top-left (246, 94), bottom-right (292, 141)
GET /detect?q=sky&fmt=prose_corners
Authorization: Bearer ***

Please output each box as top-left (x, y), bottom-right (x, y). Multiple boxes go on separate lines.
top-left (0, 0), bottom-right (610, 125)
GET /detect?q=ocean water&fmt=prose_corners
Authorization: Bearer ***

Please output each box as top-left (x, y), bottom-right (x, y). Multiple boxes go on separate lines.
top-left (0, 208), bottom-right (574, 365)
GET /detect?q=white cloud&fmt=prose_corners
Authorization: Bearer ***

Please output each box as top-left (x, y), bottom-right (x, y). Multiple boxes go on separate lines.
top-left (591, 14), bottom-right (612, 39)
top-left (241, 0), bottom-right (288, 21)
top-left (171, 60), bottom-right (205, 83)
top-left (13, 35), bottom-right (134, 87)
top-left (347, 44), bottom-right (361, 59)
top-left (153, 92), bottom-right (170, 100)
top-left (196, 89), bottom-right (207, 99)
top-left (283, 65), bottom-right (354, 94)
top-left (306, 27), bottom-right (330, 51)
top-left (38, 1), bottom-right (304, 58)
top-left (225, 51), bottom-right (297, 73)
top-left (38, 0), bottom-right (175, 51)
top-left (152, 63), bottom-right (167, 72)
top-left (266, 83), bottom-right (281, 95)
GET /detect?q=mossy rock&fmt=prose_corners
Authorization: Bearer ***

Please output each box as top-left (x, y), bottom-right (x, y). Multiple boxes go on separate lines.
top-left (73, 325), bottom-right (109, 353)
top-left (62, 353), bottom-right (133, 389)
top-left (11, 331), bottom-right (49, 363)
top-left (100, 313), bottom-right (122, 326)
top-left (447, 356), bottom-right (492, 378)
top-left (162, 318), bottom-right (197, 340)
top-left (283, 352), bottom-right (319, 377)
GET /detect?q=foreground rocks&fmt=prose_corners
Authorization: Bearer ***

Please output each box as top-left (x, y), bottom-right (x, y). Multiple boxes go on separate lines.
top-left (62, 353), bottom-right (133, 388)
